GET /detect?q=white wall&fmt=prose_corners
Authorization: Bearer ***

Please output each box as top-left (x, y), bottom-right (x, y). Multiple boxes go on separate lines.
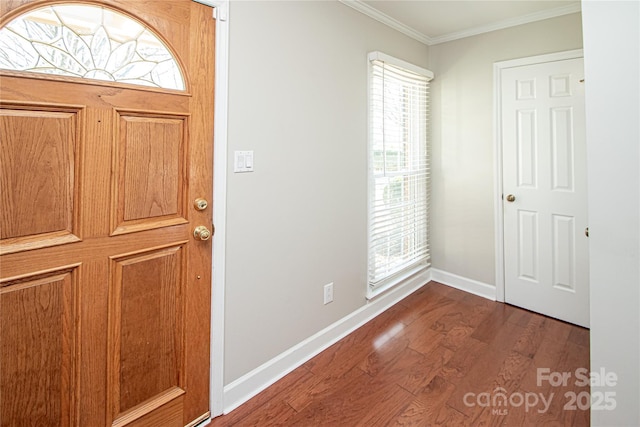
top-left (224, 0), bottom-right (428, 383)
top-left (429, 13), bottom-right (583, 286)
top-left (582, 1), bottom-right (640, 424)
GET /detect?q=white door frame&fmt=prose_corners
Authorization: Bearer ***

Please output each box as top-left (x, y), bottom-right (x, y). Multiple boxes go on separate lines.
top-left (193, 0), bottom-right (229, 418)
top-left (493, 48), bottom-right (584, 303)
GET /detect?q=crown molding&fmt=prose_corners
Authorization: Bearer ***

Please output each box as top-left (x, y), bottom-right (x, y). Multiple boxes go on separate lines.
top-left (339, 0), bottom-right (433, 45)
top-left (429, 2), bottom-right (582, 45)
top-left (339, 0), bottom-right (581, 47)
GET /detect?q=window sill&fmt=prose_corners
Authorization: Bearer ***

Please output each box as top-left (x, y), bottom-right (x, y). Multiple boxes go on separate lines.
top-left (366, 264), bottom-right (430, 300)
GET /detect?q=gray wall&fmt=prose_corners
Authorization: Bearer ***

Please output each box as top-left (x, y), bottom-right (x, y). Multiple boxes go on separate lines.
top-left (223, 1), bottom-right (589, 389)
top-left (225, 0), bottom-right (428, 383)
top-left (583, 1), bottom-right (640, 424)
top-left (429, 13), bottom-right (584, 286)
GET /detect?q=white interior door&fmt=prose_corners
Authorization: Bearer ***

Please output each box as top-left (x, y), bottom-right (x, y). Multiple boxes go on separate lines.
top-left (501, 57), bottom-right (589, 327)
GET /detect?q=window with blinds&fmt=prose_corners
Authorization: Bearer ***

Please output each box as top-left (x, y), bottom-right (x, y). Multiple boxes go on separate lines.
top-left (368, 52), bottom-right (433, 296)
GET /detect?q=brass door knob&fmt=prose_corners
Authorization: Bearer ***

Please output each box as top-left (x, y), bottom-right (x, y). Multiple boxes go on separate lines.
top-left (193, 226), bottom-right (212, 241)
top-left (506, 194), bottom-right (516, 202)
top-left (194, 198), bottom-right (209, 211)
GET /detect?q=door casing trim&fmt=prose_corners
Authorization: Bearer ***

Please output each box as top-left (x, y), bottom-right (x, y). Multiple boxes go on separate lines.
top-left (492, 48), bottom-right (584, 303)
top-left (192, 0), bottom-right (229, 418)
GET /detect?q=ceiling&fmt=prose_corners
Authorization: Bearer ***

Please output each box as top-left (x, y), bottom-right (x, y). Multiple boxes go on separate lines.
top-left (342, 0), bottom-right (581, 45)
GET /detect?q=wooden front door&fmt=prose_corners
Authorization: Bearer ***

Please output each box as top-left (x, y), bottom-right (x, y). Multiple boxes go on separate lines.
top-left (0, 1), bottom-right (215, 426)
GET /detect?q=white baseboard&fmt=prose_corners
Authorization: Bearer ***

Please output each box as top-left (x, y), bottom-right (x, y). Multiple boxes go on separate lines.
top-left (222, 269), bottom-right (430, 414)
top-left (221, 268), bottom-right (496, 415)
top-left (429, 268), bottom-right (496, 301)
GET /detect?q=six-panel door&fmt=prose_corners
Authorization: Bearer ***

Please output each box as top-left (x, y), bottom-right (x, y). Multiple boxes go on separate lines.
top-left (501, 57), bottom-right (589, 328)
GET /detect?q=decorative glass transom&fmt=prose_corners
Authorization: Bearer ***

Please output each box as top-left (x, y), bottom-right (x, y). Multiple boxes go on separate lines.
top-left (0, 4), bottom-right (185, 90)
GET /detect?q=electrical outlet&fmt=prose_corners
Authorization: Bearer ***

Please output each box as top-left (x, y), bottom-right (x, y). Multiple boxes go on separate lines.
top-left (323, 282), bottom-right (334, 305)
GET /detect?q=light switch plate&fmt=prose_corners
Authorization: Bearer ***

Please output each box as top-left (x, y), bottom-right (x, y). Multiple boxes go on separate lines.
top-left (234, 151), bottom-right (254, 173)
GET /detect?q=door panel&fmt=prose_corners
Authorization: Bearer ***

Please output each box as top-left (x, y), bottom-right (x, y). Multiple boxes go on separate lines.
top-left (517, 210), bottom-right (538, 282)
top-left (113, 110), bottom-right (189, 235)
top-left (551, 107), bottom-right (575, 191)
top-left (516, 109), bottom-right (537, 188)
top-left (1, 268), bottom-right (77, 427)
top-left (552, 214), bottom-right (576, 291)
top-left (0, 104), bottom-right (82, 254)
top-left (109, 246), bottom-right (185, 418)
top-left (502, 57), bottom-right (589, 327)
top-left (0, 1), bottom-right (214, 426)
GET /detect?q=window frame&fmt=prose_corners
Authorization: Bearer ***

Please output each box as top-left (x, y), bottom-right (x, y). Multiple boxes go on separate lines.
top-left (367, 51), bottom-right (434, 299)
top-left (0, 3), bottom-right (186, 91)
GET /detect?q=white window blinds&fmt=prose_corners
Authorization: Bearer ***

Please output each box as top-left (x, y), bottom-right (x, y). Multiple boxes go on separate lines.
top-left (368, 52), bottom-right (433, 295)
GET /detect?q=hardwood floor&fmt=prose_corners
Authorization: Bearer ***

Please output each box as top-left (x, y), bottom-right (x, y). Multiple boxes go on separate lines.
top-left (210, 281), bottom-right (590, 426)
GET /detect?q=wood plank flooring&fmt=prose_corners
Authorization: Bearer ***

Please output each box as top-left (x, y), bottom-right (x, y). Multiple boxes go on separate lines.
top-left (210, 281), bottom-right (590, 426)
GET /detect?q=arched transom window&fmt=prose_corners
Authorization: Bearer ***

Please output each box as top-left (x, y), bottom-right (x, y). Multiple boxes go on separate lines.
top-left (0, 4), bottom-right (185, 90)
